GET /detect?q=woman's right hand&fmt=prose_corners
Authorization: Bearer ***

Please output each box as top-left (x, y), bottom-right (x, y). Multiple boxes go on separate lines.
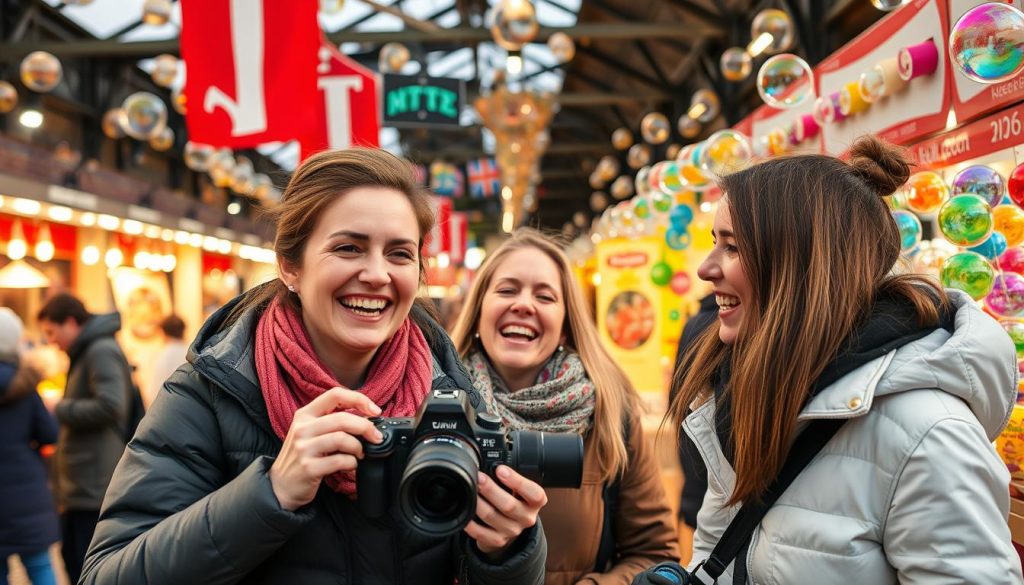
top-left (269, 387), bottom-right (384, 511)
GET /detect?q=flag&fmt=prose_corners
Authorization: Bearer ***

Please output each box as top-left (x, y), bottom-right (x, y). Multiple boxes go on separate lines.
top-left (180, 0), bottom-right (319, 148)
top-left (430, 161), bottom-right (459, 197)
top-left (425, 196), bottom-right (453, 257)
top-left (448, 212), bottom-right (468, 264)
top-left (466, 157), bottom-right (501, 199)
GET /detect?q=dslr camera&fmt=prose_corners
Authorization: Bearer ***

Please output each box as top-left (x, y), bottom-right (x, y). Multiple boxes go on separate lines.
top-left (357, 388), bottom-right (584, 536)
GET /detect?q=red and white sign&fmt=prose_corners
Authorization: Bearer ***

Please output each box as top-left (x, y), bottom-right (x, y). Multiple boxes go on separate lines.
top-left (180, 0), bottom-right (320, 148)
top-left (908, 100), bottom-right (1024, 169)
top-left (749, 100), bottom-right (821, 155)
top-left (816, 0), bottom-right (950, 154)
top-left (949, 0), bottom-right (1024, 124)
top-left (425, 196), bottom-right (452, 257)
top-left (299, 39), bottom-right (382, 159)
top-left (448, 212), bottom-right (468, 264)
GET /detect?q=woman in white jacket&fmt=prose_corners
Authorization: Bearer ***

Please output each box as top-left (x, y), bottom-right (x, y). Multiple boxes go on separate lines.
top-left (665, 135), bottom-right (1022, 584)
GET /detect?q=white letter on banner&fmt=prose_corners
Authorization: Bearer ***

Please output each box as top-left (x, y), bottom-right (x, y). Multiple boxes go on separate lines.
top-left (319, 75), bottom-right (363, 149)
top-left (204, 0), bottom-right (267, 136)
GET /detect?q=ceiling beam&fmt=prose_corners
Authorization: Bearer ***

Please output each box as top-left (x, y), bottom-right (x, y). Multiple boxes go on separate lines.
top-left (0, 23), bottom-right (720, 60)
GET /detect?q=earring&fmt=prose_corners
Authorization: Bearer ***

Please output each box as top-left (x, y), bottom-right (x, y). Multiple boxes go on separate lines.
top-left (474, 332), bottom-right (480, 339)
top-left (287, 284), bottom-right (296, 293)
top-left (558, 344), bottom-right (564, 353)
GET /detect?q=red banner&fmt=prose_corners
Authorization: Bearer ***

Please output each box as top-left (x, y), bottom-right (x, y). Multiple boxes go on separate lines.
top-left (299, 39), bottom-right (381, 159)
top-left (180, 0), bottom-right (320, 148)
top-left (908, 100), bottom-right (1024, 169)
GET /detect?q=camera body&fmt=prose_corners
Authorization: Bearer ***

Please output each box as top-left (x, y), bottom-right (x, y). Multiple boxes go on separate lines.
top-left (357, 387), bottom-right (583, 536)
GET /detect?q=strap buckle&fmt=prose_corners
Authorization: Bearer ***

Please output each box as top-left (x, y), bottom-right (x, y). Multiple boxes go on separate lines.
top-left (690, 559), bottom-right (720, 584)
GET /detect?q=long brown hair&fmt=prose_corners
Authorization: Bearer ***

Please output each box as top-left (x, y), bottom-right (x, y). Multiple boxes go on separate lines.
top-left (669, 135), bottom-right (948, 506)
top-left (227, 148), bottom-right (439, 330)
top-left (451, 229), bottom-right (639, 482)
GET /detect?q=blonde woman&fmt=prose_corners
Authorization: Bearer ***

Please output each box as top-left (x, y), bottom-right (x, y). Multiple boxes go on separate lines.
top-left (452, 228), bottom-right (678, 585)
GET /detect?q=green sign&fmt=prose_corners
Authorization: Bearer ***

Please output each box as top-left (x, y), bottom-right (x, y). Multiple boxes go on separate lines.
top-left (383, 74), bottom-right (464, 127)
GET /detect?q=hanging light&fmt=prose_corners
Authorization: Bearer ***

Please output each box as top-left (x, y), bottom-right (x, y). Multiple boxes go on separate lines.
top-left (747, 32), bottom-right (774, 57)
top-left (18, 108), bottom-right (43, 129)
top-left (80, 245), bottom-right (100, 266)
top-left (34, 223), bottom-right (54, 262)
top-left (7, 220), bottom-right (27, 260)
top-left (0, 260), bottom-right (50, 289)
top-left (105, 235), bottom-right (124, 268)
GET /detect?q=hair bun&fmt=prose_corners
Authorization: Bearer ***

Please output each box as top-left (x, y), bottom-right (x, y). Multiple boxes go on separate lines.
top-left (848, 135), bottom-right (912, 197)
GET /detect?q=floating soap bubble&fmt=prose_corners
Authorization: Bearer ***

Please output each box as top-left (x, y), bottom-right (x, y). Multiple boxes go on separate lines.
top-left (1000, 247), bottom-right (1024, 274)
top-left (590, 191), bottom-right (609, 212)
top-left (596, 156), bottom-right (620, 182)
top-left (0, 82), bottom-right (17, 113)
top-left (658, 161), bottom-right (686, 195)
top-left (720, 47), bottom-right (753, 81)
top-left (20, 51), bottom-right (62, 93)
top-left (941, 251), bottom-right (996, 299)
top-left (627, 144), bottom-right (651, 169)
top-left (995, 204), bottom-right (1024, 247)
top-left (677, 115), bottom-right (701, 139)
top-left (666, 144), bottom-right (682, 161)
top-left (952, 165), bottom-right (1005, 207)
top-left (757, 54), bottom-right (814, 108)
top-left (905, 171), bottom-right (950, 214)
top-left (151, 54), bottom-right (179, 88)
top-left (689, 89), bottom-right (720, 123)
top-left (121, 91), bottom-right (168, 140)
top-left (548, 32), bottom-right (575, 63)
top-left (171, 85), bottom-right (186, 115)
top-left (142, 0), bottom-right (173, 26)
top-left (651, 190), bottom-right (673, 213)
top-left (892, 210), bottom-right (922, 252)
top-left (148, 127), bottom-right (174, 151)
top-left (938, 194), bottom-right (994, 247)
top-left (1008, 162), bottom-right (1024, 208)
top-left (969, 230), bottom-right (1008, 259)
top-left (379, 42), bottom-right (410, 73)
top-left (634, 166), bottom-right (652, 197)
top-left (101, 109), bottom-right (126, 140)
top-left (665, 227), bottom-right (691, 251)
top-left (949, 3), bottom-right (1024, 84)
top-left (589, 172), bottom-right (605, 190)
top-left (987, 273), bottom-right (1024, 316)
top-left (750, 9), bottom-right (794, 55)
top-left (640, 112), bottom-right (670, 144)
top-left (490, 0), bottom-right (539, 51)
top-left (632, 197), bottom-right (651, 220)
top-left (700, 130), bottom-right (752, 176)
top-left (612, 128), bottom-right (633, 150)
top-left (871, 0), bottom-right (910, 11)
top-left (1002, 320), bottom-right (1024, 357)
top-left (670, 205), bottom-right (695, 230)
top-left (184, 142), bottom-right (215, 172)
top-left (611, 176), bottom-right (634, 200)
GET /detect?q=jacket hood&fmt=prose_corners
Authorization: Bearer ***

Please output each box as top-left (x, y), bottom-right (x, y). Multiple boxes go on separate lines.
top-left (68, 312), bottom-right (122, 362)
top-left (806, 290), bottom-right (1017, 440)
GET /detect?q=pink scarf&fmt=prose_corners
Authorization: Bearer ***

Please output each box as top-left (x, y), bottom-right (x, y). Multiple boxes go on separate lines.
top-left (255, 297), bottom-right (432, 494)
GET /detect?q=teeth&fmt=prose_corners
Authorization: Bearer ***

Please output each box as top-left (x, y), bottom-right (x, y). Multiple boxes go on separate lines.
top-left (501, 325), bottom-right (537, 339)
top-left (341, 297), bottom-right (387, 310)
top-left (716, 295), bottom-right (739, 308)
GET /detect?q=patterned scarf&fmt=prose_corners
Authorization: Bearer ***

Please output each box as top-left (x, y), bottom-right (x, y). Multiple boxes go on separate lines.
top-left (464, 348), bottom-right (595, 434)
top-left (255, 297), bottom-right (433, 495)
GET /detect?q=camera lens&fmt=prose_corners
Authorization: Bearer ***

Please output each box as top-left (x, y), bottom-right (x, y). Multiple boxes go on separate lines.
top-left (399, 436), bottom-right (479, 536)
top-left (509, 430), bottom-right (584, 488)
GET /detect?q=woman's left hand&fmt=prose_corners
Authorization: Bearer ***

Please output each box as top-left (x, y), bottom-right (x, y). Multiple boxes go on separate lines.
top-left (465, 465), bottom-right (548, 557)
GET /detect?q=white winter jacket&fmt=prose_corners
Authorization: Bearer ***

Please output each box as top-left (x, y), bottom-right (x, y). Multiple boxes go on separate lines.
top-left (685, 290), bottom-right (1024, 584)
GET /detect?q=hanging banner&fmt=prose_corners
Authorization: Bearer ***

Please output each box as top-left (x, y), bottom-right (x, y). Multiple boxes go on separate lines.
top-left (383, 74), bottom-right (464, 127)
top-left (299, 38), bottom-right (382, 158)
top-left (180, 0), bottom-right (320, 147)
top-left (908, 99), bottom-right (1024, 169)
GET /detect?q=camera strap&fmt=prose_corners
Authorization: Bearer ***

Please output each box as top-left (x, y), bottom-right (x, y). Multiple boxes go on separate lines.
top-left (692, 418), bottom-right (847, 584)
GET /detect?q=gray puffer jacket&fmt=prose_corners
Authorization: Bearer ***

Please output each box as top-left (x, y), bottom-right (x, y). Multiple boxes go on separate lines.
top-left (55, 312), bottom-right (132, 511)
top-left (686, 290), bottom-right (1023, 584)
top-left (80, 296), bottom-right (547, 585)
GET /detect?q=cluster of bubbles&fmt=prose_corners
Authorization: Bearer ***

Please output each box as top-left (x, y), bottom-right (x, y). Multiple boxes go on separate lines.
top-left (184, 143), bottom-right (279, 203)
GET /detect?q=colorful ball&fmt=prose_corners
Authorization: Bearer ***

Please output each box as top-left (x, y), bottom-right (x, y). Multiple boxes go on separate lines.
top-left (20, 51), bottom-right (62, 93)
top-left (951, 165), bottom-right (1005, 207)
top-left (1009, 162), bottom-right (1024, 208)
top-left (669, 205), bottom-right (695, 230)
top-left (968, 231), bottom-right (1008, 260)
top-left (1001, 320), bottom-right (1024, 358)
top-left (640, 112), bottom-right (671, 144)
top-left (892, 210), bottom-right (922, 252)
top-left (670, 271), bottom-right (692, 295)
top-left (949, 3), bottom-right (1024, 84)
top-left (651, 191), bottom-right (673, 214)
top-left (938, 194), bottom-right (994, 247)
top-left (905, 171), bottom-right (950, 214)
top-left (986, 273), bottom-right (1024, 317)
top-left (633, 197), bottom-right (651, 220)
top-left (651, 261), bottom-right (673, 286)
top-left (665, 227), bottom-right (691, 250)
top-left (756, 53), bottom-right (815, 109)
top-left (612, 128), bottom-right (633, 150)
top-left (941, 251), bottom-right (996, 300)
top-left (999, 247), bottom-right (1024, 274)
top-left (994, 205), bottom-right (1024, 247)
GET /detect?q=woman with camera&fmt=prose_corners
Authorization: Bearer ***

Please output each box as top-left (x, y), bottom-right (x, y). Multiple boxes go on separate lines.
top-left (80, 149), bottom-right (549, 585)
top-left (643, 135), bottom-right (1021, 584)
top-left (452, 229), bottom-right (679, 585)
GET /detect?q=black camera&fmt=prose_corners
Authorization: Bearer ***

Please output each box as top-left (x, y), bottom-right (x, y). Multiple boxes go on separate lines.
top-left (356, 388), bottom-right (584, 536)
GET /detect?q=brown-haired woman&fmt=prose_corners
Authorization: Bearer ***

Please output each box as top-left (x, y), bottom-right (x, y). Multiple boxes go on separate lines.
top-left (80, 149), bottom-right (549, 585)
top-left (662, 136), bottom-right (1021, 584)
top-left (451, 228), bottom-right (678, 585)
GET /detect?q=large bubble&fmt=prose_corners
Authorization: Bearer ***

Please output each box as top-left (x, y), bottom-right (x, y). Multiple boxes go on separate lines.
top-left (640, 112), bottom-right (670, 144)
top-left (142, 0), bottom-right (173, 26)
top-left (905, 170), bottom-right (950, 214)
top-left (995, 204), bottom-right (1024, 247)
top-left (379, 43), bottom-right (410, 73)
top-left (940, 251), bottom-right (996, 300)
top-left (700, 130), bottom-right (752, 176)
top-left (986, 273), bottom-right (1024, 317)
top-left (184, 142), bottom-right (215, 172)
top-left (0, 81), bottom-right (18, 113)
top-left (757, 54), bottom-right (814, 109)
top-left (949, 3), bottom-right (1024, 84)
top-left (612, 128), bottom-right (633, 150)
top-left (148, 127), bottom-right (174, 151)
top-left (121, 91), bottom-right (168, 140)
top-left (938, 194), bottom-right (994, 247)
top-left (969, 230), bottom-right (1008, 260)
top-left (750, 9), bottom-right (794, 55)
top-left (490, 0), bottom-right (539, 51)
top-left (892, 210), bottom-right (922, 252)
top-left (871, 0), bottom-right (910, 11)
top-left (151, 54), bottom-right (179, 88)
top-left (677, 115), bottom-right (701, 139)
top-left (1008, 161), bottom-right (1024, 208)
top-left (627, 144), bottom-right (651, 169)
top-left (951, 165), bottom-right (1005, 207)
top-left (720, 47), bottom-right (752, 81)
top-left (102, 108), bottom-right (126, 140)
top-left (547, 32), bottom-right (575, 63)
top-left (20, 51), bottom-right (62, 93)
top-left (690, 89), bottom-right (720, 123)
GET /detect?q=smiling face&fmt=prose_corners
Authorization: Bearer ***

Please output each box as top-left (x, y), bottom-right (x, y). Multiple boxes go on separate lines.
top-left (478, 247), bottom-right (566, 391)
top-left (279, 187), bottom-right (421, 385)
top-left (697, 201), bottom-right (753, 345)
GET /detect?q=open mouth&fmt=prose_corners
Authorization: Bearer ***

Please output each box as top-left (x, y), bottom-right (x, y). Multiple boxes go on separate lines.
top-left (338, 296), bottom-right (391, 317)
top-left (499, 324), bottom-right (538, 341)
top-left (715, 294), bottom-right (740, 313)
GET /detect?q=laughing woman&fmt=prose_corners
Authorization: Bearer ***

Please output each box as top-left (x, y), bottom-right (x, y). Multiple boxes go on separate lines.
top-left (452, 229), bottom-right (679, 585)
top-left (80, 149), bottom-right (548, 585)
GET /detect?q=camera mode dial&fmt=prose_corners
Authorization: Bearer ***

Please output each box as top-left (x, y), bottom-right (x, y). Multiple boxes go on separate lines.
top-left (475, 411), bottom-right (502, 431)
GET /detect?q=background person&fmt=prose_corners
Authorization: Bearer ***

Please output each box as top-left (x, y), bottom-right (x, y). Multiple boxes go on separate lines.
top-left (452, 228), bottom-right (678, 585)
top-left (143, 314), bottom-right (187, 408)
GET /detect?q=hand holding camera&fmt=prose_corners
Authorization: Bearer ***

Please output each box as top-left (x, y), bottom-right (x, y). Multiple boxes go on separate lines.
top-left (465, 464), bottom-right (548, 556)
top-left (269, 387), bottom-right (383, 511)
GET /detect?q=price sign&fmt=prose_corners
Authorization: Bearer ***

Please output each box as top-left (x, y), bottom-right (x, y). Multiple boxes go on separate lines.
top-left (908, 101), bottom-right (1024, 169)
